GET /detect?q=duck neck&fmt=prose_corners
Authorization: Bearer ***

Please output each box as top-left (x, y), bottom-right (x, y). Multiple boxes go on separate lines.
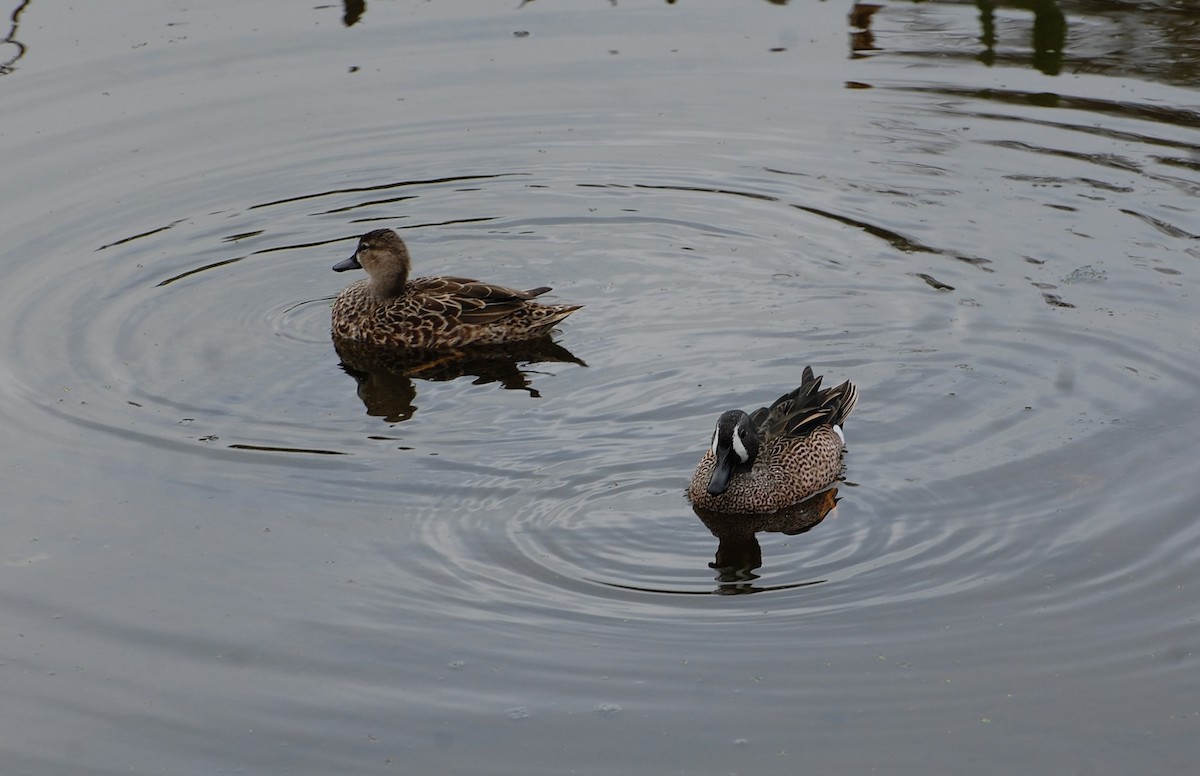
top-left (368, 260), bottom-right (409, 298)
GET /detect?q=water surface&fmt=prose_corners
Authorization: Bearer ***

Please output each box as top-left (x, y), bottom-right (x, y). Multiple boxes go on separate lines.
top-left (2, 1), bottom-right (1199, 774)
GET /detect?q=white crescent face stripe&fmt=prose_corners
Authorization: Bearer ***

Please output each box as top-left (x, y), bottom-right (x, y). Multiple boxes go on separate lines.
top-left (731, 421), bottom-right (750, 462)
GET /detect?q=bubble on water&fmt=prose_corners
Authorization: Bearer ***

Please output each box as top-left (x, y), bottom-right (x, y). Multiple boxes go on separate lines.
top-left (593, 703), bottom-right (622, 718)
top-left (1062, 265), bottom-right (1107, 284)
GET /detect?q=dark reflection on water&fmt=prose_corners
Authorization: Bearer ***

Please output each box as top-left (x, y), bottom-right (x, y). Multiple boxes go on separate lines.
top-left (694, 488), bottom-right (839, 594)
top-left (850, 3), bottom-right (884, 56)
top-left (0, 0), bottom-right (28, 76)
top-left (226, 442), bottom-right (347, 455)
top-left (342, 0), bottom-right (365, 27)
top-left (791, 202), bottom-right (995, 268)
top-left (248, 173), bottom-right (519, 212)
top-left (900, 84), bottom-right (1200, 130)
top-left (334, 336), bottom-right (586, 423)
top-left (96, 219), bottom-right (187, 252)
top-left (152, 235), bottom-right (347, 287)
top-left (859, 0), bottom-right (1198, 82)
top-left (605, 178), bottom-right (1001, 268)
top-left (976, 1), bottom-right (1066, 74)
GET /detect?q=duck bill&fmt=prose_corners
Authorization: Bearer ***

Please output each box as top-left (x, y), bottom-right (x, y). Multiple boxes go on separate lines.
top-left (706, 451), bottom-right (738, 496)
top-left (332, 254), bottom-right (362, 272)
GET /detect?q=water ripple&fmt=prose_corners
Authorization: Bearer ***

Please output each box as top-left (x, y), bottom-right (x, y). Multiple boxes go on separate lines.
top-left (2, 85), bottom-right (1197, 704)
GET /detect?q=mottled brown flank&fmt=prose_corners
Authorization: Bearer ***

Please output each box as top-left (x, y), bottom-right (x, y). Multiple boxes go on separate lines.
top-left (687, 369), bottom-right (859, 514)
top-left (331, 229), bottom-right (582, 349)
top-left (332, 278), bottom-right (580, 348)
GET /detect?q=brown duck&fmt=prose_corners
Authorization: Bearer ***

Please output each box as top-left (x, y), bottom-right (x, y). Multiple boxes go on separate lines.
top-left (331, 229), bottom-right (582, 348)
top-left (687, 366), bottom-right (859, 514)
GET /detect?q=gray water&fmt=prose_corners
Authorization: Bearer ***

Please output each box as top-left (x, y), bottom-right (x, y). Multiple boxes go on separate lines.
top-left (2, 1), bottom-right (1199, 773)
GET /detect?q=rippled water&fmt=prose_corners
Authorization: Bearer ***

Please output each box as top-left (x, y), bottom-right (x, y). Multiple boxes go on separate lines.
top-left (3, 1), bottom-right (1199, 773)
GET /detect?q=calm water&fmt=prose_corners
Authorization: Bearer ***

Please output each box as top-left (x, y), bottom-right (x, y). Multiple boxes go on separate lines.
top-left (3, 1), bottom-right (1199, 773)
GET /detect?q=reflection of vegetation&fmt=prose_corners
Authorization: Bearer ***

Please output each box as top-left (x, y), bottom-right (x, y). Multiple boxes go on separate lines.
top-left (0, 0), bottom-right (31, 76)
top-left (976, 1), bottom-right (1065, 75)
top-left (850, 3), bottom-right (884, 54)
top-left (343, 0), bottom-right (365, 27)
top-left (867, 1), bottom-right (1198, 85)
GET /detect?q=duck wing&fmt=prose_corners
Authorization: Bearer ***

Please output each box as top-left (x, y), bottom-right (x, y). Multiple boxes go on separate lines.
top-left (758, 366), bottom-right (858, 444)
top-left (411, 277), bottom-right (553, 326)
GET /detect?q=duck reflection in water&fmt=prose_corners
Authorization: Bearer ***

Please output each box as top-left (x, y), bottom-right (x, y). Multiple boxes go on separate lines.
top-left (693, 488), bottom-right (839, 594)
top-left (334, 336), bottom-right (586, 423)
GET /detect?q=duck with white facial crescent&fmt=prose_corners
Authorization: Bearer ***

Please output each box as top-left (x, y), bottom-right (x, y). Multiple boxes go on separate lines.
top-left (687, 366), bottom-right (858, 514)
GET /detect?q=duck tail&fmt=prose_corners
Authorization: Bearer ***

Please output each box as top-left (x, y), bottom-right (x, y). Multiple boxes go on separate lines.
top-left (535, 304), bottom-right (583, 332)
top-left (827, 380), bottom-right (859, 427)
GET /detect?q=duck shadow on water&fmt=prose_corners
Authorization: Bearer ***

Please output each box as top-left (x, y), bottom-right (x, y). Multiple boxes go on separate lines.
top-left (334, 335), bottom-right (586, 423)
top-left (692, 487), bottom-right (840, 595)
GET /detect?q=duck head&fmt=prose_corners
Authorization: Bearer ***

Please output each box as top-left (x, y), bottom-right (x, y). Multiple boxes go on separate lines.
top-left (333, 229), bottom-right (412, 295)
top-left (706, 409), bottom-right (761, 496)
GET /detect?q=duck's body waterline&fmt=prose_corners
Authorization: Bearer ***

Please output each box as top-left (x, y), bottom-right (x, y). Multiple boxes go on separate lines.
top-left (331, 229), bottom-right (581, 349)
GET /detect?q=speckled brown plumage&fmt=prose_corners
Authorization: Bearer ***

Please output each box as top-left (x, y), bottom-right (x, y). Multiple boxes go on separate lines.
top-left (331, 229), bottom-right (582, 349)
top-left (687, 366), bottom-right (859, 514)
